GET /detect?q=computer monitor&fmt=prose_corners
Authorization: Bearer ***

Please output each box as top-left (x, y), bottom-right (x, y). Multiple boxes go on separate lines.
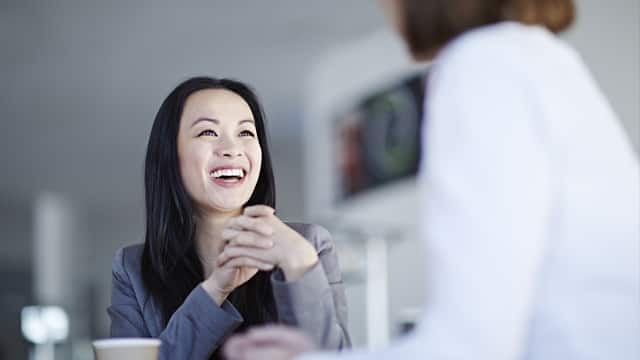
top-left (335, 73), bottom-right (426, 200)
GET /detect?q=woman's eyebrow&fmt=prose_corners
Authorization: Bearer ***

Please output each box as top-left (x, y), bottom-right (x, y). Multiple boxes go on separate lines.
top-left (191, 117), bottom-right (255, 127)
top-left (238, 119), bottom-right (255, 126)
top-left (191, 117), bottom-right (219, 127)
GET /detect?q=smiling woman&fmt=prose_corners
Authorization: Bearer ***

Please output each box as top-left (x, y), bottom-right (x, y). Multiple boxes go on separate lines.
top-left (106, 77), bottom-right (351, 360)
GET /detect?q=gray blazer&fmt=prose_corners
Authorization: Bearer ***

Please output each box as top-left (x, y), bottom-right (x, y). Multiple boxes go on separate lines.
top-left (108, 223), bottom-right (350, 359)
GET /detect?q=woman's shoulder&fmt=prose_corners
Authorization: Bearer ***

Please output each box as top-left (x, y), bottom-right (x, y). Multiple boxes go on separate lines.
top-left (436, 22), bottom-right (573, 75)
top-left (285, 222), bottom-right (334, 252)
top-left (112, 243), bottom-right (144, 277)
top-left (111, 244), bottom-right (153, 307)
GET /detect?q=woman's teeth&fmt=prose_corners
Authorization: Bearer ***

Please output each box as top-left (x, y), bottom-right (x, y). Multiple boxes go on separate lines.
top-left (210, 168), bottom-right (245, 179)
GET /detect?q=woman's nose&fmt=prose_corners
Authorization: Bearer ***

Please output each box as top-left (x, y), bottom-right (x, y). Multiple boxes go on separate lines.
top-left (215, 138), bottom-right (243, 158)
top-left (218, 148), bottom-right (243, 158)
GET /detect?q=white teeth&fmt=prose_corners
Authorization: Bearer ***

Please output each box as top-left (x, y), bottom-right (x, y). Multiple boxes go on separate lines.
top-left (210, 168), bottom-right (244, 179)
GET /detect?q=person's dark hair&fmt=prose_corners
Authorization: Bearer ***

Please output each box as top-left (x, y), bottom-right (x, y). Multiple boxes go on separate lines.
top-left (141, 77), bottom-right (277, 351)
top-left (399, 0), bottom-right (575, 59)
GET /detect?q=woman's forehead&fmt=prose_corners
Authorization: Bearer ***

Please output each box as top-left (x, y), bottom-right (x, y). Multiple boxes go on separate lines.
top-left (182, 89), bottom-right (255, 125)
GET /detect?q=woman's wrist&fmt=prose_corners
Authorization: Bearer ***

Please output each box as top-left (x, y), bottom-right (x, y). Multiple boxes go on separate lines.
top-left (201, 278), bottom-right (229, 306)
top-left (279, 241), bottom-right (319, 281)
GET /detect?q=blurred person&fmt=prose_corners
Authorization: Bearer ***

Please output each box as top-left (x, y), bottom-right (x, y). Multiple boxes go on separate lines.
top-left (223, 0), bottom-right (640, 359)
top-left (107, 77), bottom-right (351, 359)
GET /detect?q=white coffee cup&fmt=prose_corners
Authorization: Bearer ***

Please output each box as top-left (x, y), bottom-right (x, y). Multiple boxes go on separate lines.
top-left (92, 338), bottom-right (161, 360)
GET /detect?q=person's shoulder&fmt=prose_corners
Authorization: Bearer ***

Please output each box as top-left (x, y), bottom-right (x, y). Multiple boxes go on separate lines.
top-left (443, 22), bottom-right (530, 57)
top-left (430, 22), bottom-right (557, 97)
top-left (112, 243), bottom-right (144, 276)
top-left (438, 22), bottom-right (569, 72)
top-left (286, 222), bottom-right (334, 252)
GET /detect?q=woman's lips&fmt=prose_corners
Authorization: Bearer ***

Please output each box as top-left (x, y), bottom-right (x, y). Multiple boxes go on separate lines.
top-left (210, 175), bottom-right (247, 188)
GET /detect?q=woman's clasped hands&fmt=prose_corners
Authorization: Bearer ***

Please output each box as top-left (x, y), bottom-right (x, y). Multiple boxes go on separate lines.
top-left (202, 205), bottom-right (319, 304)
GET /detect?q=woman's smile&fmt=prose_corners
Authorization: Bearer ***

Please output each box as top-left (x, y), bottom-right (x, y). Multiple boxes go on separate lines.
top-left (209, 165), bottom-right (248, 188)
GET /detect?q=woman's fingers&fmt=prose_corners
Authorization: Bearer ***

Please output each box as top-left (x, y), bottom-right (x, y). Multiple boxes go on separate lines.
top-left (218, 246), bottom-right (275, 267)
top-left (226, 215), bottom-right (273, 236)
top-left (222, 255), bottom-right (274, 271)
top-left (222, 228), bottom-right (274, 249)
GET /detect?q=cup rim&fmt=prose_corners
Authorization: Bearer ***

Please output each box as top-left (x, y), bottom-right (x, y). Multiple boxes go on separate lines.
top-left (92, 338), bottom-right (161, 348)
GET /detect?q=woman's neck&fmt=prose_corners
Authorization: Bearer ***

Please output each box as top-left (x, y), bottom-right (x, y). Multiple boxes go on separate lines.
top-left (194, 208), bottom-right (242, 277)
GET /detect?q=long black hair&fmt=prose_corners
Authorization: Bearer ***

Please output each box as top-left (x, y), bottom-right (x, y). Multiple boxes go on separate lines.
top-left (141, 77), bottom-right (277, 344)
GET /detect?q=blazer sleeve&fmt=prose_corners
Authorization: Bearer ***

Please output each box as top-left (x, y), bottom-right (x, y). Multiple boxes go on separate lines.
top-left (270, 224), bottom-right (352, 350)
top-left (108, 247), bottom-right (244, 359)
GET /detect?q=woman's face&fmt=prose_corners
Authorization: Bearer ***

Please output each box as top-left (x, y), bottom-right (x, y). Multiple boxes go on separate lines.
top-left (177, 89), bottom-right (262, 214)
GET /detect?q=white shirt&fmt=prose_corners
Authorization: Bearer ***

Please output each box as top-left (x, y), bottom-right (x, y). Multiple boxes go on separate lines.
top-left (302, 22), bottom-right (639, 360)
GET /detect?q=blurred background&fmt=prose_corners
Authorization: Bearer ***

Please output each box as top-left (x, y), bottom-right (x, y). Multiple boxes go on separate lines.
top-left (0, 0), bottom-right (638, 359)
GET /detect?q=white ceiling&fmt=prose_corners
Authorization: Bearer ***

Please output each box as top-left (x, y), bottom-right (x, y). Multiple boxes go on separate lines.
top-left (0, 0), bottom-right (388, 217)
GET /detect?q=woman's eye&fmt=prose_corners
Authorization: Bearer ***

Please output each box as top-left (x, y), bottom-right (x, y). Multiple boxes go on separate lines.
top-left (198, 129), bottom-right (217, 137)
top-left (239, 130), bottom-right (255, 137)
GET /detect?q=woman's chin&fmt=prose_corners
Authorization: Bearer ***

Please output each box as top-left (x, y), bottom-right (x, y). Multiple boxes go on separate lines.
top-left (203, 199), bottom-right (248, 215)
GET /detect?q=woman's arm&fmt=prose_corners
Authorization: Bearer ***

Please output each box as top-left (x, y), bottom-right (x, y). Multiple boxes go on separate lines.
top-left (108, 247), bottom-right (243, 359)
top-left (271, 224), bottom-right (351, 350)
